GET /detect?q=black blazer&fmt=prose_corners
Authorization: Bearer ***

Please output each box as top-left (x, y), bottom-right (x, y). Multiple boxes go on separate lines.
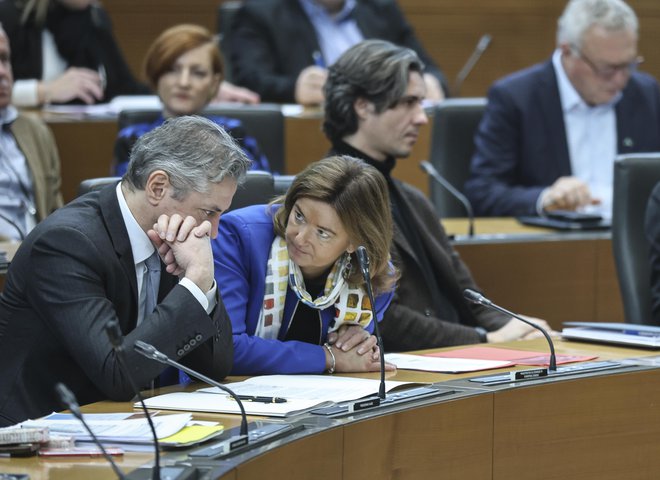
top-left (0, 185), bottom-right (233, 425)
top-left (329, 144), bottom-right (508, 351)
top-left (465, 59), bottom-right (660, 216)
top-left (228, 0), bottom-right (447, 102)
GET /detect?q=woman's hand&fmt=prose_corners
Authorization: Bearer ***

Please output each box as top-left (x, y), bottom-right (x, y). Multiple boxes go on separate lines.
top-left (325, 325), bottom-right (396, 373)
top-left (327, 324), bottom-right (374, 354)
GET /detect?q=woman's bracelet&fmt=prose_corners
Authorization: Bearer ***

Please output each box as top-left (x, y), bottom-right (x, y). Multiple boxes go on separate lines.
top-left (323, 342), bottom-right (336, 374)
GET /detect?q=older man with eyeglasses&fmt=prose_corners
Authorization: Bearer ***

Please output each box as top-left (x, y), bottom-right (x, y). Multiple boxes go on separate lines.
top-left (465, 0), bottom-right (660, 218)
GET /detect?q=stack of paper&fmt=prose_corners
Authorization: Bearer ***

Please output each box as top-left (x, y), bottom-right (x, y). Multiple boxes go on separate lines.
top-left (562, 322), bottom-right (660, 348)
top-left (140, 375), bottom-right (422, 417)
top-left (22, 412), bottom-right (190, 444)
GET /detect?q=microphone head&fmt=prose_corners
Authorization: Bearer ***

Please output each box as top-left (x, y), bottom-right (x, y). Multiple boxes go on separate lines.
top-left (134, 340), bottom-right (156, 356)
top-left (477, 34), bottom-right (492, 51)
top-left (463, 288), bottom-right (487, 305)
top-left (55, 382), bottom-right (81, 415)
top-left (419, 160), bottom-right (432, 175)
top-left (355, 245), bottom-right (370, 279)
top-left (105, 319), bottom-right (123, 349)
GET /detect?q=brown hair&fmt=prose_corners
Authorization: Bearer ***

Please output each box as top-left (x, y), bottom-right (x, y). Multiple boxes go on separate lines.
top-left (143, 24), bottom-right (223, 89)
top-left (272, 156), bottom-right (398, 294)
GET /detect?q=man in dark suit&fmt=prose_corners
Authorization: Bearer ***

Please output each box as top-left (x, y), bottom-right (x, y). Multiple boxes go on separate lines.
top-left (323, 39), bottom-right (553, 351)
top-left (0, 116), bottom-right (251, 426)
top-left (465, 0), bottom-right (660, 217)
top-left (227, 0), bottom-right (447, 104)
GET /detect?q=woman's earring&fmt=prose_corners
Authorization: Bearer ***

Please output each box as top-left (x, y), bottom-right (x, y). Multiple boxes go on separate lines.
top-left (343, 253), bottom-right (353, 279)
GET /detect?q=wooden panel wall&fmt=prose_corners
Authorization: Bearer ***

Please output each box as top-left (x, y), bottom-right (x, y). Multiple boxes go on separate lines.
top-left (103, 0), bottom-right (660, 98)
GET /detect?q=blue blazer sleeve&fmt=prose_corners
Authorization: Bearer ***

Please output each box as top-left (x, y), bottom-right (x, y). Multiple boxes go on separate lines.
top-left (213, 206), bottom-right (327, 375)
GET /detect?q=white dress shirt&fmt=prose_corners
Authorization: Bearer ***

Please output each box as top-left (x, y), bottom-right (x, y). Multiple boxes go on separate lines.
top-left (551, 49), bottom-right (621, 218)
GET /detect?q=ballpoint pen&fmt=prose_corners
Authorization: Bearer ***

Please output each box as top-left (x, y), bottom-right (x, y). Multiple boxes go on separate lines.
top-left (230, 395), bottom-right (287, 404)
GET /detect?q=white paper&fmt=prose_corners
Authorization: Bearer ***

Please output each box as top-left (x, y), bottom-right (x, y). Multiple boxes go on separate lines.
top-left (22, 412), bottom-right (190, 443)
top-left (384, 353), bottom-right (512, 373)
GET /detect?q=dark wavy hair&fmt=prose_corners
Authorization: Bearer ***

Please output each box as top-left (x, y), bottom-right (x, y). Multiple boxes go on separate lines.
top-left (323, 39), bottom-right (424, 144)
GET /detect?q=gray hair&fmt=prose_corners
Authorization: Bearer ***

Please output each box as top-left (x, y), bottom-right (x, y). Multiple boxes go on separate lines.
top-left (557, 0), bottom-right (638, 48)
top-left (124, 115), bottom-right (251, 199)
top-left (323, 39), bottom-right (424, 144)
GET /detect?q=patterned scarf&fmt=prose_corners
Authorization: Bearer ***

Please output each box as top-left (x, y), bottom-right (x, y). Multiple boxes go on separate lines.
top-left (254, 236), bottom-right (373, 340)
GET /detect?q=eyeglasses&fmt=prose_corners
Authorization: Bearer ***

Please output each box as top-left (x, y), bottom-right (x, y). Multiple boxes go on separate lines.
top-left (571, 45), bottom-right (644, 80)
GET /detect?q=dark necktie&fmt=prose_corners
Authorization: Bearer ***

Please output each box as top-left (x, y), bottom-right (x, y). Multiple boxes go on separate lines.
top-left (143, 252), bottom-right (180, 387)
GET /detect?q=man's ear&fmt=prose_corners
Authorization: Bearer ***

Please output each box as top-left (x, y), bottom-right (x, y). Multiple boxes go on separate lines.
top-left (353, 97), bottom-right (373, 121)
top-left (144, 170), bottom-right (170, 206)
top-left (559, 42), bottom-right (573, 58)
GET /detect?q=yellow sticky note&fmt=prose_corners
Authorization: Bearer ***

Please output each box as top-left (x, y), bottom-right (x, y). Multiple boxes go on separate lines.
top-left (160, 425), bottom-right (224, 446)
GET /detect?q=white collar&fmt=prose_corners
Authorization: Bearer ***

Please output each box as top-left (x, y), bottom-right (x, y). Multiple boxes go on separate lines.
top-left (0, 106), bottom-right (18, 126)
top-left (115, 182), bottom-right (155, 265)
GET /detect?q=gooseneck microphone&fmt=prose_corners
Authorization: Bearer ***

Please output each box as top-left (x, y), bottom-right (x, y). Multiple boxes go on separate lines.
top-left (463, 289), bottom-right (557, 371)
top-left (105, 320), bottom-right (161, 480)
top-left (55, 383), bottom-right (126, 480)
top-left (420, 161), bottom-right (475, 237)
top-left (454, 34), bottom-right (493, 96)
top-left (133, 341), bottom-right (249, 438)
top-left (356, 246), bottom-right (386, 400)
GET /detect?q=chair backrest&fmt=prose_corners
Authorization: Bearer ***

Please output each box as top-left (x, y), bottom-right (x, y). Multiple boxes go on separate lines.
top-left (78, 177), bottom-right (120, 196)
top-left (612, 153), bottom-right (660, 324)
top-left (117, 106), bottom-right (285, 175)
top-left (428, 97), bottom-right (486, 218)
top-left (78, 171), bottom-right (276, 211)
top-left (216, 0), bottom-right (242, 82)
top-left (230, 170), bottom-right (276, 211)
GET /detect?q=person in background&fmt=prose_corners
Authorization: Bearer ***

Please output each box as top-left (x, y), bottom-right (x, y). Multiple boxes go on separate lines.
top-left (212, 156), bottom-right (397, 375)
top-left (112, 24), bottom-right (270, 177)
top-left (227, 0), bottom-right (447, 105)
top-left (0, 22), bottom-right (62, 240)
top-left (0, 0), bottom-right (260, 106)
top-left (0, 0), bottom-right (149, 106)
top-left (0, 116), bottom-right (248, 426)
top-left (324, 40), bottom-right (554, 351)
top-left (465, 0), bottom-right (660, 218)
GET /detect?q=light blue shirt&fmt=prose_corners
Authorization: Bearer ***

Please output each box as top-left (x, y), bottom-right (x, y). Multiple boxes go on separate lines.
top-left (299, 0), bottom-right (363, 67)
top-left (0, 106), bottom-right (37, 240)
top-left (551, 49), bottom-right (621, 218)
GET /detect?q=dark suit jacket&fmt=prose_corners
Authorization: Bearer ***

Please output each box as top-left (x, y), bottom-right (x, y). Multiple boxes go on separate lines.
top-left (465, 59), bottom-right (660, 216)
top-left (0, 185), bottom-right (233, 425)
top-left (228, 0), bottom-right (447, 102)
top-left (383, 180), bottom-right (509, 350)
top-left (329, 144), bottom-right (508, 351)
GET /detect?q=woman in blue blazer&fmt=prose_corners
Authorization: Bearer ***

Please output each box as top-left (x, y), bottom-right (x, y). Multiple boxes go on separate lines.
top-left (212, 156), bottom-right (397, 375)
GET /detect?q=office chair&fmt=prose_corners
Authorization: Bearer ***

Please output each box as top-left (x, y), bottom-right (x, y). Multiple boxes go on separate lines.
top-left (427, 97), bottom-right (486, 218)
top-left (78, 172), bottom-right (276, 212)
top-left (117, 106), bottom-right (285, 175)
top-left (231, 170), bottom-right (276, 211)
top-left (612, 153), bottom-right (660, 324)
top-left (78, 177), bottom-right (120, 196)
top-left (273, 175), bottom-right (295, 197)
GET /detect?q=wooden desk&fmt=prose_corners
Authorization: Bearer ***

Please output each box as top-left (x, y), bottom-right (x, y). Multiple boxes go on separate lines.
top-left (441, 218), bottom-right (623, 330)
top-left (3, 339), bottom-right (659, 479)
